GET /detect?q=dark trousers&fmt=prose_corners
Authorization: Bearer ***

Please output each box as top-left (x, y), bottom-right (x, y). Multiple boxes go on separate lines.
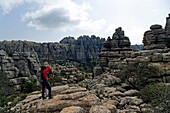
top-left (41, 81), bottom-right (51, 99)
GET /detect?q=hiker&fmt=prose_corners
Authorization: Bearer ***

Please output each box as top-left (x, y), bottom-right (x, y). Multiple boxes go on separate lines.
top-left (39, 63), bottom-right (52, 99)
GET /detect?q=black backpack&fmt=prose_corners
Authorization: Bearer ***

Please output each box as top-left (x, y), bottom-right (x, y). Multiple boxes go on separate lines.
top-left (37, 71), bottom-right (45, 82)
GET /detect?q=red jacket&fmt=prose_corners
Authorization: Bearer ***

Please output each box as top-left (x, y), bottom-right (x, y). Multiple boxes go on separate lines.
top-left (40, 66), bottom-right (51, 81)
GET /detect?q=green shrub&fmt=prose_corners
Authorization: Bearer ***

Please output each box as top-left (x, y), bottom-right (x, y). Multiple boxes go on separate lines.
top-left (21, 80), bottom-right (37, 93)
top-left (77, 65), bottom-right (93, 73)
top-left (118, 62), bottom-right (160, 89)
top-left (141, 83), bottom-right (170, 106)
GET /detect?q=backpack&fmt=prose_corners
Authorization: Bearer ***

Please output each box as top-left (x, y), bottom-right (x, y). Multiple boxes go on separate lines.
top-left (37, 71), bottom-right (44, 82)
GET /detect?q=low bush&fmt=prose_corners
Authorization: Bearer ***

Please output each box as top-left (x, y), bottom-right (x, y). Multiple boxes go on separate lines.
top-left (141, 83), bottom-right (170, 106)
top-left (77, 65), bottom-right (93, 73)
top-left (118, 62), bottom-right (160, 89)
top-left (21, 80), bottom-right (38, 93)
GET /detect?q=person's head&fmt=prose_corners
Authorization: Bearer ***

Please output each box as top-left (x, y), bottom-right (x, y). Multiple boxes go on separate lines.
top-left (43, 62), bottom-right (49, 66)
top-left (41, 65), bottom-right (46, 71)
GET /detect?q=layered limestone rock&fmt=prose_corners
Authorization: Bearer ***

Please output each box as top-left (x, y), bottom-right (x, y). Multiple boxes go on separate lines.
top-left (0, 50), bottom-right (40, 92)
top-left (0, 35), bottom-right (104, 65)
top-left (103, 27), bottom-right (131, 51)
top-left (11, 85), bottom-right (116, 113)
top-left (94, 27), bottom-right (132, 76)
top-left (53, 62), bottom-right (92, 85)
top-left (79, 72), bottom-right (154, 113)
top-left (165, 13), bottom-right (170, 35)
top-left (95, 14), bottom-right (170, 80)
top-left (11, 84), bottom-right (153, 113)
top-left (143, 14), bottom-right (170, 50)
top-left (143, 24), bottom-right (166, 50)
top-left (91, 14), bottom-right (170, 112)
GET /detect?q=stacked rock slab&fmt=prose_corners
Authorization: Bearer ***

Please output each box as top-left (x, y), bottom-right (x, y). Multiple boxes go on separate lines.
top-left (0, 50), bottom-right (40, 92)
top-left (143, 24), bottom-right (166, 50)
top-left (94, 14), bottom-right (170, 81)
top-left (94, 27), bottom-right (132, 76)
top-left (143, 14), bottom-right (170, 50)
top-left (165, 14), bottom-right (170, 35)
top-left (164, 14), bottom-right (170, 47)
top-left (102, 27), bottom-right (131, 51)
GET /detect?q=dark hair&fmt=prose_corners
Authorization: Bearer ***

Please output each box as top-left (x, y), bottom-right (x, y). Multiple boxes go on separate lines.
top-left (41, 66), bottom-right (46, 70)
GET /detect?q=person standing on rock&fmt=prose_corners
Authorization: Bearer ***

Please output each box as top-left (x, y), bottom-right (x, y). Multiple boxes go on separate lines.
top-left (39, 62), bottom-right (52, 99)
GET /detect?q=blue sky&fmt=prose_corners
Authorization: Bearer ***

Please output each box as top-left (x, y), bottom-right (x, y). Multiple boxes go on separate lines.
top-left (0, 0), bottom-right (170, 44)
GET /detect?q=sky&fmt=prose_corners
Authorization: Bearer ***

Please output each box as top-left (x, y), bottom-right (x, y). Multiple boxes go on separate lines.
top-left (0, 0), bottom-right (170, 44)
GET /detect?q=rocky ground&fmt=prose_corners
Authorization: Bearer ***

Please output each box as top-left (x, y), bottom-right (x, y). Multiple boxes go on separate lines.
top-left (10, 71), bottom-right (154, 113)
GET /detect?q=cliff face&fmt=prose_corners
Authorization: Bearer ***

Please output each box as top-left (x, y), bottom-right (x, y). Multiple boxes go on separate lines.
top-left (0, 50), bottom-right (40, 92)
top-left (0, 35), bottom-right (105, 65)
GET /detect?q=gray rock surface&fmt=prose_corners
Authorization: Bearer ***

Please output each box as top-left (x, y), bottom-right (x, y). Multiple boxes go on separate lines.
top-left (0, 50), bottom-right (40, 92)
top-left (102, 27), bottom-right (131, 51)
top-left (143, 14), bottom-right (170, 50)
top-left (0, 35), bottom-right (104, 65)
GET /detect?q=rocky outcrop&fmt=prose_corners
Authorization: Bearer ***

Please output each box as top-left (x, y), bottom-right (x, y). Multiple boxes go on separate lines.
top-left (91, 13), bottom-right (170, 112)
top-left (0, 35), bottom-right (103, 94)
top-left (103, 27), bottom-right (131, 51)
top-left (0, 50), bottom-right (40, 92)
top-left (94, 27), bottom-right (132, 76)
top-left (53, 62), bottom-right (92, 85)
top-left (94, 14), bottom-right (170, 79)
top-left (165, 14), bottom-right (170, 35)
top-left (143, 14), bottom-right (170, 50)
top-left (143, 24), bottom-right (166, 50)
top-left (11, 85), bottom-right (115, 113)
top-left (79, 72), bottom-right (154, 113)
top-left (11, 84), bottom-right (153, 113)
top-left (0, 35), bottom-right (104, 65)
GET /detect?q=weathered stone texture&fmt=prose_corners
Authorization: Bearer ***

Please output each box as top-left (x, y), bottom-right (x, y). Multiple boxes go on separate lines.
top-left (0, 50), bottom-right (40, 92)
top-left (0, 35), bottom-right (104, 65)
top-left (102, 27), bottom-right (131, 51)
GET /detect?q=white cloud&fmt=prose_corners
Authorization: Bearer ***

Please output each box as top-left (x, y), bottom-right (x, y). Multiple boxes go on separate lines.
top-left (21, 0), bottom-right (106, 32)
top-left (0, 0), bottom-right (106, 32)
top-left (22, 6), bottom-right (80, 31)
top-left (0, 0), bottom-right (24, 14)
top-left (0, 0), bottom-right (170, 44)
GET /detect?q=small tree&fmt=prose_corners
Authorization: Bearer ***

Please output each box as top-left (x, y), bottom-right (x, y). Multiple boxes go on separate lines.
top-left (140, 83), bottom-right (170, 113)
top-left (118, 62), bottom-right (160, 89)
top-left (21, 79), bottom-right (39, 93)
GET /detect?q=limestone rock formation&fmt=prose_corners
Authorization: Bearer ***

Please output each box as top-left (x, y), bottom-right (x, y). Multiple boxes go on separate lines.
top-left (11, 83), bottom-right (154, 113)
top-left (79, 72), bottom-right (154, 113)
top-left (0, 35), bottom-right (104, 65)
top-left (11, 85), bottom-right (104, 113)
top-left (90, 14), bottom-right (170, 112)
top-left (53, 62), bottom-right (92, 85)
top-left (0, 50), bottom-right (40, 92)
top-left (103, 27), bottom-right (131, 51)
top-left (143, 14), bottom-right (170, 49)
top-left (95, 27), bottom-right (132, 75)
top-left (165, 14), bottom-right (170, 35)
top-left (143, 24), bottom-right (166, 49)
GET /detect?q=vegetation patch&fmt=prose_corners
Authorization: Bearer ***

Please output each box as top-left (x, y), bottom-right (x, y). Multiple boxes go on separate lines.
top-left (118, 62), bottom-right (160, 89)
